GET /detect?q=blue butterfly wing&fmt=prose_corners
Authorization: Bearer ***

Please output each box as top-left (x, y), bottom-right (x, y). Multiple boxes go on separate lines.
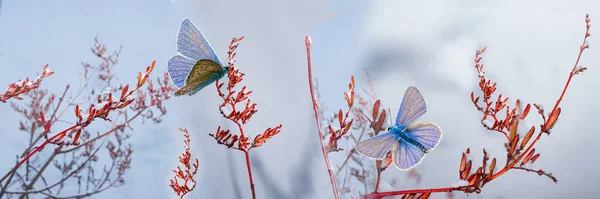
top-left (168, 55), bottom-right (196, 89)
top-left (355, 132), bottom-right (398, 159)
top-left (405, 122), bottom-right (443, 151)
top-left (176, 19), bottom-right (221, 64)
top-left (392, 138), bottom-right (426, 170)
top-left (395, 86), bottom-right (427, 128)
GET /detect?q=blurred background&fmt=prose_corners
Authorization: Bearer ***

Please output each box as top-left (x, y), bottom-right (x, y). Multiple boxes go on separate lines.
top-left (0, 0), bottom-right (598, 198)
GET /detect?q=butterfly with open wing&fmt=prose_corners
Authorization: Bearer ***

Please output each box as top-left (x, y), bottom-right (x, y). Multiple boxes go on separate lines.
top-left (355, 86), bottom-right (443, 170)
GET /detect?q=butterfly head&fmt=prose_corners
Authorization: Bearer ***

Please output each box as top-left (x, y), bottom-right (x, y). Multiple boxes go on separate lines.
top-left (174, 89), bottom-right (186, 96)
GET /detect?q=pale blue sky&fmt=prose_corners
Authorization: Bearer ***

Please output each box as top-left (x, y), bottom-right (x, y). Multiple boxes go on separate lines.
top-left (1, 0), bottom-right (599, 199)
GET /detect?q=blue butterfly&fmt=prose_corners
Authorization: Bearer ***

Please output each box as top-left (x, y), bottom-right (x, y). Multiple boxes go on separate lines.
top-left (168, 19), bottom-right (229, 96)
top-left (355, 86), bottom-right (442, 170)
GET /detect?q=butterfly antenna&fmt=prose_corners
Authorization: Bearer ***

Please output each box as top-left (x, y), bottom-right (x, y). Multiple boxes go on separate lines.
top-left (358, 110), bottom-right (374, 124)
top-left (387, 108), bottom-right (393, 127)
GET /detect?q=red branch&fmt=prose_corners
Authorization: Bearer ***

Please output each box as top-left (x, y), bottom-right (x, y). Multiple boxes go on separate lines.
top-left (325, 77), bottom-right (355, 153)
top-left (0, 64), bottom-right (54, 103)
top-left (208, 36), bottom-right (283, 199)
top-left (305, 36), bottom-right (341, 199)
top-left (169, 128), bottom-right (200, 199)
top-left (10, 61), bottom-right (156, 177)
top-left (489, 13), bottom-right (591, 180)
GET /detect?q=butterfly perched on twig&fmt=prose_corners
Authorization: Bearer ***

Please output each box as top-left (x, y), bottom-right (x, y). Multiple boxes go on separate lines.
top-left (168, 19), bottom-right (229, 96)
top-left (355, 86), bottom-right (443, 170)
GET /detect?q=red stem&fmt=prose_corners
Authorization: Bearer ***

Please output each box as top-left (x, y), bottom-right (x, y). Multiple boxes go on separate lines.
top-left (492, 24), bottom-right (589, 180)
top-left (550, 26), bottom-right (589, 115)
top-left (374, 170), bottom-right (382, 193)
top-left (244, 150), bottom-right (256, 199)
top-left (16, 125), bottom-right (78, 169)
top-left (0, 124), bottom-right (78, 186)
top-left (236, 122), bottom-right (256, 199)
top-left (490, 133), bottom-right (542, 179)
top-left (364, 186), bottom-right (470, 199)
top-left (305, 36), bottom-right (340, 199)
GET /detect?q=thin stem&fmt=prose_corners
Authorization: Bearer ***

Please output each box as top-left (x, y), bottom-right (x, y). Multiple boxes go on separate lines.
top-left (15, 137), bottom-right (119, 198)
top-left (335, 125), bottom-right (367, 177)
top-left (549, 24), bottom-right (590, 115)
top-left (492, 21), bottom-right (589, 180)
top-left (364, 186), bottom-right (470, 199)
top-left (236, 122), bottom-right (256, 199)
top-left (373, 170), bottom-right (382, 193)
top-left (0, 86), bottom-right (70, 185)
top-left (340, 138), bottom-right (351, 192)
top-left (305, 36), bottom-right (340, 199)
top-left (512, 166), bottom-right (557, 182)
top-left (0, 125), bottom-right (78, 185)
top-left (244, 150), bottom-right (256, 199)
top-left (19, 147), bottom-right (61, 199)
top-left (491, 132), bottom-right (542, 180)
top-left (19, 87), bottom-right (71, 196)
top-left (2, 71), bottom-right (150, 183)
top-left (0, 158), bottom-right (19, 198)
top-left (5, 113), bottom-right (131, 195)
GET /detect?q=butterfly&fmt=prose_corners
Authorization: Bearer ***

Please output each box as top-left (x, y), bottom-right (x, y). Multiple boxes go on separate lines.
top-left (355, 86), bottom-right (442, 170)
top-left (168, 19), bottom-right (229, 96)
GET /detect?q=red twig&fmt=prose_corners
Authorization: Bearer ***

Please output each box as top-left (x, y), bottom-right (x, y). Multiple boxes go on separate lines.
top-left (0, 64), bottom-right (54, 103)
top-left (511, 167), bottom-right (557, 183)
top-left (373, 170), bottom-right (382, 193)
top-left (8, 61), bottom-right (156, 179)
top-left (489, 13), bottom-right (591, 180)
top-left (364, 187), bottom-right (460, 199)
top-left (305, 36), bottom-right (340, 199)
top-left (170, 128), bottom-right (200, 199)
top-left (549, 14), bottom-right (592, 122)
top-left (209, 36), bottom-right (282, 199)
top-left (329, 75), bottom-right (406, 197)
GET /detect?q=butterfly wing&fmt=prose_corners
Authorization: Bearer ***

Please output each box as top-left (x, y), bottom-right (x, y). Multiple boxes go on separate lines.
top-left (355, 132), bottom-right (399, 159)
top-left (395, 86), bottom-right (427, 128)
top-left (174, 59), bottom-right (225, 96)
top-left (176, 19), bottom-right (221, 64)
top-left (167, 55), bottom-right (196, 89)
top-left (184, 72), bottom-right (223, 96)
top-left (405, 122), bottom-right (443, 152)
top-left (391, 138), bottom-right (426, 170)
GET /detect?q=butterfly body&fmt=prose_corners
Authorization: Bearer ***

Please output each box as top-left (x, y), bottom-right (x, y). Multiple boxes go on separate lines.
top-left (168, 19), bottom-right (229, 96)
top-left (389, 126), bottom-right (430, 154)
top-left (355, 86), bottom-right (442, 170)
